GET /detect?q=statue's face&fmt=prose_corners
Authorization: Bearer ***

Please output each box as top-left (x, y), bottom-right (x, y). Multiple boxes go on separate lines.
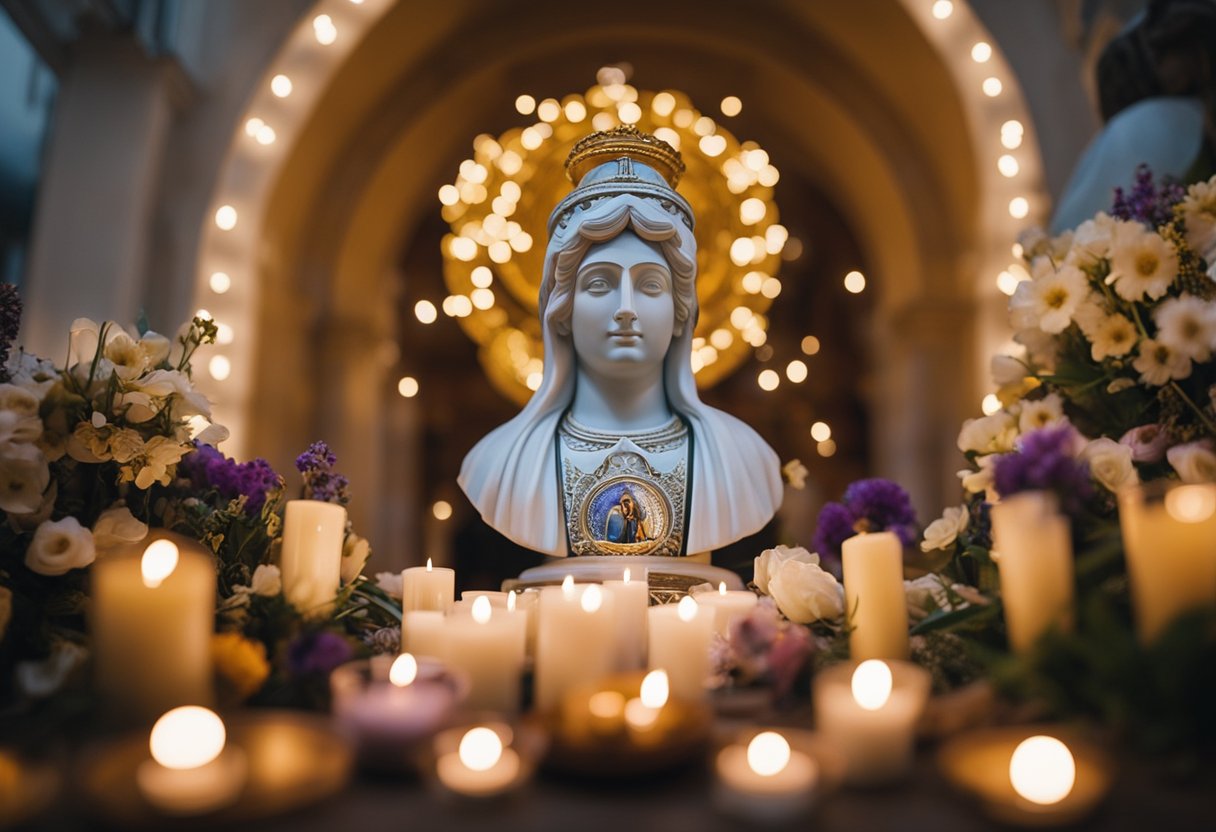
top-left (571, 230), bottom-right (675, 380)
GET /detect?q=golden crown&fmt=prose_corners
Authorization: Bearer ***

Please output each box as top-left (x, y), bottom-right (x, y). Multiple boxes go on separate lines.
top-left (565, 126), bottom-right (686, 187)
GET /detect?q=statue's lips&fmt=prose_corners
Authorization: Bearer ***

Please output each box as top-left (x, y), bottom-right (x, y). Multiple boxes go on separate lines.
top-left (608, 330), bottom-right (642, 338)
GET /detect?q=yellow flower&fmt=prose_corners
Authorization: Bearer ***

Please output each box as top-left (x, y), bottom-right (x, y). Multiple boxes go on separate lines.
top-left (211, 632), bottom-right (270, 701)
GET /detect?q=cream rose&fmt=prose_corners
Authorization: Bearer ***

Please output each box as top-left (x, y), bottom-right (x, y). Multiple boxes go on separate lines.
top-left (921, 505), bottom-right (969, 552)
top-left (250, 564), bottom-right (282, 596)
top-left (375, 571), bottom-right (404, 600)
top-left (0, 444), bottom-right (51, 515)
top-left (1081, 437), bottom-right (1139, 492)
top-left (92, 505), bottom-right (148, 553)
top-left (766, 558), bottom-right (845, 624)
top-left (26, 517), bottom-right (96, 576)
top-left (1167, 441), bottom-right (1216, 484)
top-left (753, 544), bottom-right (818, 595)
top-left (957, 411), bottom-right (1018, 455)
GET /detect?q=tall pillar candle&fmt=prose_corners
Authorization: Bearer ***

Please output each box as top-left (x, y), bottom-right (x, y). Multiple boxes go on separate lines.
top-left (534, 581), bottom-right (617, 712)
top-left (842, 531), bottom-right (909, 660)
top-left (92, 534), bottom-right (215, 719)
top-left (402, 558), bottom-right (455, 613)
top-left (990, 492), bottom-right (1074, 652)
top-left (402, 611), bottom-right (447, 659)
top-left (648, 596), bottom-right (715, 700)
top-left (693, 582), bottom-right (759, 637)
top-left (602, 568), bottom-right (650, 671)
top-left (1119, 481), bottom-right (1216, 642)
top-left (444, 597), bottom-right (527, 712)
top-left (280, 500), bottom-right (346, 616)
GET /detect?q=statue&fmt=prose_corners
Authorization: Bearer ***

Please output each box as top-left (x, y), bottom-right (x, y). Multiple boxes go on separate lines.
top-left (459, 127), bottom-right (783, 591)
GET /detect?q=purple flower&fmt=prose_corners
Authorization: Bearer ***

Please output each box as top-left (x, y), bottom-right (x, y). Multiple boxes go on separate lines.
top-left (812, 478), bottom-right (918, 562)
top-left (1119, 423), bottom-right (1170, 464)
top-left (714, 597), bottom-right (815, 697)
top-left (993, 426), bottom-right (1092, 513)
top-left (811, 502), bottom-right (856, 567)
top-left (287, 631), bottom-right (354, 677)
top-left (0, 283), bottom-right (21, 383)
top-left (179, 443), bottom-right (281, 513)
top-left (1111, 164), bottom-right (1185, 228)
top-left (295, 441), bottom-right (351, 504)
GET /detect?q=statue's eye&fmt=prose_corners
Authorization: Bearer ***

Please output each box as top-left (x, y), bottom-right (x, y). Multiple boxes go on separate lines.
top-left (583, 277), bottom-right (611, 294)
top-left (639, 271), bottom-right (669, 295)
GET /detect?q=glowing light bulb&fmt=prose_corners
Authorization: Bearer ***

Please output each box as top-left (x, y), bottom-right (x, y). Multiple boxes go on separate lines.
top-left (390, 653), bottom-right (418, 687)
top-left (747, 732), bottom-right (791, 776)
top-left (998, 154), bottom-right (1019, 177)
top-left (720, 95), bottom-right (742, 117)
top-left (931, 0), bottom-right (953, 19)
top-left (458, 727), bottom-right (503, 772)
top-left (758, 369), bottom-right (779, 391)
top-left (397, 376), bottom-right (419, 398)
top-left (810, 421), bottom-right (831, 442)
top-left (1009, 736), bottom-right (1076, 805)
top-left (414, 300), bottom-right (437, 324)
top-left (141, 540), bottom-right (179, 588)
top-left (1009, 197), bottom-right (1030, 219)
top-left (270, 74), bottom-right (292, 97)
top-left (209, 272), bottom-right (231, 294)
top-left (432, 500), bottom-right (452, 520)
top-left (982, 77), bottom-right (1003, 97)
top-left (214, 205), bottom-right (237, 230)
top-left (844, 270), bottom-right (866, 293)
top-left (149, 707), bottom-right (226, 769)
top-left (971, 42), bottom-right (992, 63)
top-left (786, 360), bottom-right (808, 383)
top-left (515, 94), bottom-right (535, 115)
top-left (851, 660), bottom-right (893, 710)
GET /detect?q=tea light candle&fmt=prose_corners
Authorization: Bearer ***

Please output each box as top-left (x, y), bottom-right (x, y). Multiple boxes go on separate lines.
top-left (842, 531), bottom-right (909, 660)
top-left (693, 582), bottom-right (759, 637)
top-left (813, 659), bottom-right (930, 786)
top-left (623, 669), bottom-right (669, 736)
top-left (534, 579), bottom-right (617, 712)
top-left (444, 597), bottom-right (527, 712)
top-left (435, 726), bottom-right (521, 798)
top-left (990, 493), bottom-right (1074, 653)
top-left (402, 558), bottom-right (455, 613)
top-left (1010, 735), bottom-right (1076, 805)
top-left (92, 536), bottom-right (214, 718)
top-left (135, 706), bottom-right (247, 814)
top-left (331, 654), bottom-right (456, 755)
top-left (602, 568), bottom-right (650, 671)
top-left (280, 499), bottom-right (346, 615)
top-left (648, 596), bottom-right (715, 700)
top-left (716, 731), bottom-right (819, 821)
top-left (402, 611), bottom-right (447, 659)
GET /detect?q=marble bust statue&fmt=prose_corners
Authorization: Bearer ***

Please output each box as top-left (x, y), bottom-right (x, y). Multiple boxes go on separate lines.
top-left (459, 127), bottom-right (783, 570)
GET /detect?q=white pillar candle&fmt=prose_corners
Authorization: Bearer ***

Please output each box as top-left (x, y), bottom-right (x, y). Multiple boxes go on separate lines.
top-left (693, 581), bottom-right (759, 637)
top-left (647, 595), bottom-right (715, 700)
top-left (534, 581), bottom-right (617, 712)
top-left (990, 492), bottom-right (1074, 653)
top-left (280, 499), bottom-right (346, 616)
top-left (842, 531), bottom-right (909, 660)
top-left (602, 567), bottom-right (650, 671)
top-left (443, 597), bottom-right (527, 712)
top-left (513, 589), bottom-right (540, 659)
top-left (1119, 482), bottom-right (1216, 642)
top-left (402, 610), bottom-right (446, 659)
top-left (813, 659), bottom-right (931, 785)
top-left (92, 535), bottom-right (214, 719)
top-left (402, 558), bottom-right (455, 613)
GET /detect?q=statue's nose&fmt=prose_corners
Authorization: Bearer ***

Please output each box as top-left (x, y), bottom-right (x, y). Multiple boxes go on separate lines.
top-left (614, 273), bottom-right (637, 325)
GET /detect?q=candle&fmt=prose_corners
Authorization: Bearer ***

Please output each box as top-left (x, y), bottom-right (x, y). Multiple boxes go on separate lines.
top-left (434, 725), bottom-right (522, 798)
top-left (135, 706), bottom-right (247, 814)
top-left (280, 500), bottom-right (346, 616)
top-left (1118, 481), bottom-right (1216, 642)
top-left (693, 582), bottom-right (759, 638)
top-left (402, 611), bottom-right (446, 659)
top-left (92, 535), bottom-right (214, 718)
top-left (402, 558), bottom-right (455, 613)
top-left (534, 580), bottom-right (617, 712)
top-left (623, 669), bottom-right (669, 736)
top-left (715, 730), bottom-right (820, 821)
top-left (1009, 735), bottom-right (1075, 805)
top-left (443, 597), bottom-right (527, 712)
top-left (990, 492), bottom-right (1074, 652)
top-left (812, 659), bottom-right (930, 785)
top-left (647, 596), bottom-right (715, 700)
top-left (602, 568), bottom-right (650, 671)
top-left (841, 531), bottom-right (909, 660)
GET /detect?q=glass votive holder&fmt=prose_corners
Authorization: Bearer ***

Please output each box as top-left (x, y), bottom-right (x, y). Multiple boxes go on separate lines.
top-left (424, 719), bottom-right (545, 801)
top-left (713, 727), bottom-right (844, 824)
top-left (1117, 479), bottom-right (1216, 643)
top-left (812, 659), bottom-right (931, 787)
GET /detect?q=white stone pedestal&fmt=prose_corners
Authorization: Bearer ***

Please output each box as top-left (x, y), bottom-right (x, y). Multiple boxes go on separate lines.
top-left (504, 555), bottom-right (744, 604)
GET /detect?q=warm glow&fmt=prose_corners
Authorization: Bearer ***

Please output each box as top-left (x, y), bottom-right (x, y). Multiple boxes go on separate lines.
top-left (426, 558), bottom-right (434, 572)
top-left (471, 266), bottom-right (494, 288)
top-left (786, 360), bottom-right (808, 383)
top-left (801, 335), bottom-right (821, 355)
top-left (720, 95), bottom-right (742, 117)
top-left (270, 74), bottom-right (292, 97)
top-left (458, 727), bottom-right (503, 772)
top-left (589, 690), bottom-right (626, 719)
top-left (699, 134), bottom-right (727, 157)
top-left (390, 653), bottom-right (418, 687)
top-left (758, 370), bottom-right (779, 392)
top-left (997, 270), bottom-right (1021, 295)
top-left (623, 568), bottom-right (632, 584)
top-left (438, 185), bottom-right (459, 206)
top-left (471, 288), bottom-right (495, 310)
top-left (640, 669), bottom-right (669, 708)
top-left (710, 328), bottom-right (733, 350)
top-left (817, 439), bottom-right (837, 458)
top-left (760, 278), bottom-right (782, 299)
top-left (931, 1), bottom-right (953, 19)
top-left (141, 539), bottom-right (179, 589)
top-left (718, 581), bottom-right (727, 595)
top-left (1009, 736), bottom-right (1076, 805)
top-left (562, 574), bottom-right (575, 597)
top-left (209, 272), bottom-right (231, 294)
top-left (1009, 197), bottom-right (1030, 219)
top-left (432, 500), bottom-right (452, 521)
top-left (397, 376), bottom-right (419, 398)
top-left (507, 590), bottom-right (517, 611)
top-left (564, 100), bottom-right (586, 122)
top-left (971, 42), bottom-right (992, 63)
top-left (415, 300), bottom-right (438, 324)
top-left (244, 117), bottom-right (263, 137)
top-left (998, 154), bottom-right (1019, 177)
top-left (313, 14), bottom-right (337, 45)
top-left (472, 595), bottom-right (493, 624)
top-left (149, 707), bottom-right (226, 770)
top-left (525, 372), bottom-right (542, 391)
top-left (1165, 485), bottom-right (1216, 523)
top-left (747, 732), bottom-right (791, 777)
top-left (618, 102), bottom-right (642, 124)
top-left (255, 124), bottom-right (276, 145)
top-left (677, 595), bottom-right (698, 622)
top-left (981, 394), bottom-right (1002, 415)
top-left (208, 355), bottom-right (231, 381)
top-left (515, 94), bottom-right (535, 115)
top-left (982, 77), bottom-right (1003, 97)
top-left (581, 584), bottom-right (603, 613)
top-left (741, 271), bottom-right (764, 294)
top-left (449, 236), bottom-right (477, 261)
top-left (652, 92), bottom-right (676, 116)
top-left (810, 421), bottom-right (831, 442)
top-left (844, 270), bottom-right (866, 293)
top-left (216, 323), bottom-right (234, 345)
top-left (739, 198), bottom-right (766, 225)
top-left (851, 660), bottom-right (893, 710)
top-left (214, 205), bottom-right (237, 230)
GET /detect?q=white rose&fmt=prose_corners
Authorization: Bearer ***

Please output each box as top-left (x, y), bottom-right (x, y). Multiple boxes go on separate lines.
top-left (26, 517), bottom-right (96, 576)
top-left (921, 505), bottom-right (969, 552)
top-left (341, 534), bottom-right (371, 583)
top-left (375, 571), bottom-right (403, 600)
top-left (1081, 437), bottom-right (1139, 492)
top-left (0, 443), bottom-right (51, 514)
top-left (957, 411), bottom-right (1018, 454)
top-left (1167, 441), bottom-right (1216, 484)
top-left (904, 575), bottom-right (987, 622)
top-left (16, 641), bottom-right (88, 699)
top-left (753, 544), bottom-right (818, 595)
top-left (91, 506), bottom-right (148, 553)
top-left (250, 564), bottom-right (282, 596)
top-left (959, 454), bottom-right (997, 501)
top-left (766, 558), bottom-right (845, 624)
top-left (1017, 393), bottom-right (1065, 435)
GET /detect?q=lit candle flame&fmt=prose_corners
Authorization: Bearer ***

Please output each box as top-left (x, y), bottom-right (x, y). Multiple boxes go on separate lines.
top-left (149, 706), bottom-right (226, 770)
top-left (1165, 485), bottom-right (1216, 523)
top-left (851, 659), bottom-right (893, 710)
top-left (581, 584), bottom-right (603, 613)
top-left (1010, 735), bottom-right (1076, 805)
top-left (588, 690), bottom-right (625, 719)
top-left (472, 595), bottom-right (493, 624)
top-left (623, 567), bottom-right (631, 584)
top-left (507, 590), bottom-right (517, 612)
top-left (458, 727), bottom-right (503, 772)
top-left (426, 557), bottom-right (433, 572)
top-left (640, 669), bottom-right (669, 708)
top-left (719, 581), bottom-right (727, 595)
top-left (677, 595), bottom-right (698, 622)
top-left (141, 540), bottom-right (180, 589)
top-left (390, 653), bottom-right (418, 687)
top-left (747, 731), bottom-right (791, 777)
top-left (561, 574), bottom-right (575, 597)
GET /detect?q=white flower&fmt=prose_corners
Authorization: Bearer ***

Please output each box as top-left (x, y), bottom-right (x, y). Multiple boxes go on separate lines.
top-left (0, 383), bottom-right (42, 451)
top-left (16, 641), bottom-right (88, 699)
top-left (1014, 326), bottom-right (1060, 373)
top-left (375, 571), bottom-right (403, 599)
top-left (66, 422), bottom-right (111, 463)
top-left (921, 505), bottom-right (969, 552)
top-left (120, 435), bottom-right (190, 489)
top-left (103, 331), bottom-right (151, 380)
top-left (0, 443), bottom-right (50, 514)
top-left (138, 331), bottom-right (171, 367)
top-left (904, 575), bottom-right (987, 623)
top-left (68, 318), bottom-right (112, 367)
top-left (990, 355), bottom-right (1028, 387)
top-left (959, 454), bottom-right (997, 500)
top-left (1081, 437), bottom-right (1139, 492)
top-left (1028, 263), bottom-right (1089, 334)
top-left (92, 505), bottom-right (148, 553)
top-left (1065, 212), bottom-right (1115, 269)
top-left (25, 517), bottom-right (95, 576)
top-left (1167, 440), bottom-right (1216, 483)
top-left (194, 421), bottom-right (230, 447)
top-left (1107, 220), bottom-right (1178, 302)
top-left (782, 459), bottom-right (808, 490)
top-left (1086, 313), bottom-right (1138, 361)
top-left (1133, 338), bottom-right (1192, 386)
top-left (6, 351), bottom-right (59, 401)
top-left (106, 427), bottom-right (145, 464)
top-left (1017, 393), bottom-right (1066, 434)
top-left (1180, 178), bottom-right (1216, 260)
top-left (250, 564), bottom-right (282, 596)
top-left (753, 544), bottom-right (818, 595)
top-left (957, 411), bottom-right (1018, 455)
top-left (341, 534), bottom-right (371, 583)
top-left (1154, 294), bottom-right (1216, 362)
top-left (766, 557), bottom-right (845, 624)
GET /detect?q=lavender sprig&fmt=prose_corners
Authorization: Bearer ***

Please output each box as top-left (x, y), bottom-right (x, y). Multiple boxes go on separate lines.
top-left (296, 441), bottom-right (351, 504)
top-left (1111, 164), bottom-right (1186, 228)
top-left (812, 478), bottom-right (918, 565)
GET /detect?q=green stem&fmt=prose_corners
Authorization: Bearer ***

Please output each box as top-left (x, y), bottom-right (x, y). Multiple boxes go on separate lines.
top-left (1169, 381), bottom-right (1216, 436)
